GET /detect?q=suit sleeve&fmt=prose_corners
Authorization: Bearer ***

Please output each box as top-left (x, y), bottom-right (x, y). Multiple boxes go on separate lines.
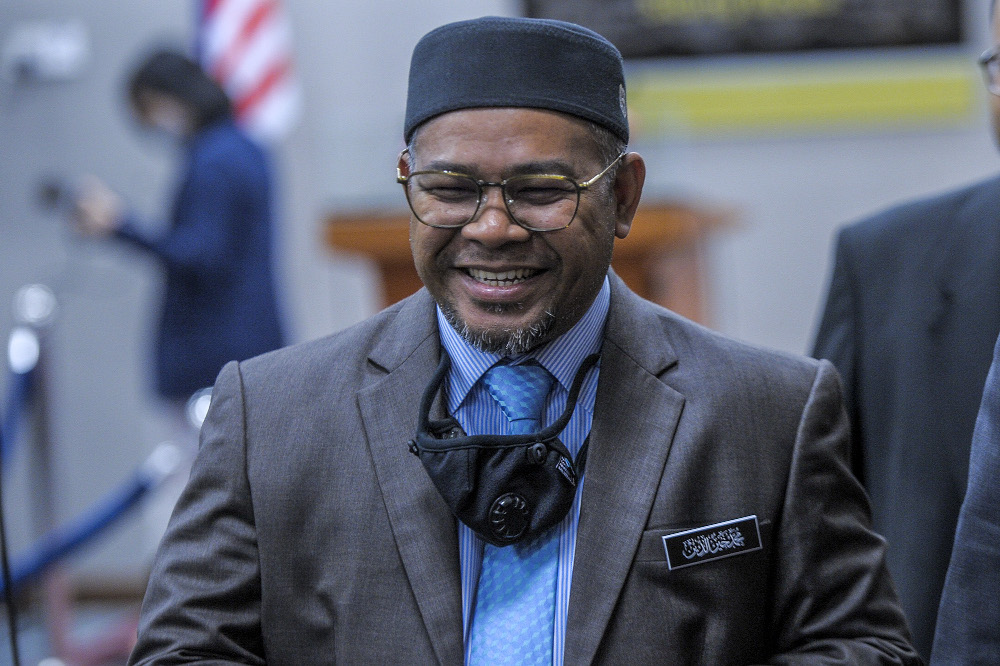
top-left (769, 361), bottom-right (920, 664)
top-left (931, 334), bottom-right (1000, 662)
top-left (129, 361), bottom-right (266, 665)
top-left (812, 228), bottom-right (865, 480)
top-left (115, 151), bottom-right (244, 283)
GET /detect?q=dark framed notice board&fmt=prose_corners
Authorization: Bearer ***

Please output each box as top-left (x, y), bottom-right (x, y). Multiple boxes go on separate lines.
top-left (523, 0), bottom-right (964, 59)
top-left (524, 0), bottom-right (975, 136)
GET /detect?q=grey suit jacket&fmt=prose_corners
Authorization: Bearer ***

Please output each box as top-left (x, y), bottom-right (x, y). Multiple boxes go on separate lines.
top-left (130, 275), bottom-right (917, 664)
top-left (931, 332), bottom-right (1000, 663)
top-left (812, 175), bottom-right (1000, 657)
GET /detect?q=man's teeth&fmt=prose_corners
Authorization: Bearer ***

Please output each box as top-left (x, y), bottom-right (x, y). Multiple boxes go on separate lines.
top-left (468, 268), bottom-right (536, 285)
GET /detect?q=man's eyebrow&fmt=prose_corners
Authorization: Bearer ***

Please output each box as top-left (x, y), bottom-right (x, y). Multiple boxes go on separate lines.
top-left (506, 160), bottom-right (578, 177)
top-left (418, 159), bottom-right (580, 178)
top-left (420, 160), bottom-right (474, 174)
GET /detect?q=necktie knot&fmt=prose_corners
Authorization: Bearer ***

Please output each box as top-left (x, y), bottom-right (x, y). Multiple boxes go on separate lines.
top-left (481, 363), bottom-right (555, 435)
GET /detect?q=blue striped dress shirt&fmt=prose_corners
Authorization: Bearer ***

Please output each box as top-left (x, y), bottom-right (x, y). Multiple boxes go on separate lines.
top-left (436, 277), bottom-right (609, 666)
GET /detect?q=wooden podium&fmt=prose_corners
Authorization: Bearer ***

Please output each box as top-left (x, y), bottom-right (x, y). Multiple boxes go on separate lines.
top-left (325, 202), bottom-right (733, 326)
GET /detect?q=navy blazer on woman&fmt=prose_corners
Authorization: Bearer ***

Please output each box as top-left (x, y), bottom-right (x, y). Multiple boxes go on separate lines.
top-left (117, 119), bottom-right (284, 399)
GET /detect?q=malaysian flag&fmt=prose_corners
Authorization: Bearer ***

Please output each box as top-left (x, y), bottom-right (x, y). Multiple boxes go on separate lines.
top-left (196, 0), bottom-right (301, 143)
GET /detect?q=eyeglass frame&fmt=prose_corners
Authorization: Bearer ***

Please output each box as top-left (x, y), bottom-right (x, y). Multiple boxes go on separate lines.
top-left (396, 149), bottom-right (627, 232)
top-left (979, 46), bottom-right (1000, 96)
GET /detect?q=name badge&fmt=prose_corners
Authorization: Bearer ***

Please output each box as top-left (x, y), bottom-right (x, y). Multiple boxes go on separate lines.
top-left (662, 515), bottom-right (762, 570)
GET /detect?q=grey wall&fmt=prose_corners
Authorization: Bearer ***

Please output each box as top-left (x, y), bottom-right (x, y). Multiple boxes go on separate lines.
top-left (0, 0), bottom-right (997, 587)
top-left (1, 0), bottom-right (193, 587)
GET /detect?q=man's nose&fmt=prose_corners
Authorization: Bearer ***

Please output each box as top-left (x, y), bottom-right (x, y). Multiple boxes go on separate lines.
top-left (460, 185), bottom-right (532, 247)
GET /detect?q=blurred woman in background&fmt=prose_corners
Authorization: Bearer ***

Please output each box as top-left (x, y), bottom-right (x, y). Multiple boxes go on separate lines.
top-left (74, 49), bottom-right (285, 426)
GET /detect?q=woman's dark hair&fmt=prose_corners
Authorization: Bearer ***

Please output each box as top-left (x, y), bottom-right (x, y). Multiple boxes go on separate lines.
top-left (128, 49), bottom-right (232, 130)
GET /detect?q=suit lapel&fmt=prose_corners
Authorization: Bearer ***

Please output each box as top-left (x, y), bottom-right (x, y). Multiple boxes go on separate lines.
top-left (565, 276), bottom-right (685, 664)
top-left (358, 290), bottom-right (464, 666)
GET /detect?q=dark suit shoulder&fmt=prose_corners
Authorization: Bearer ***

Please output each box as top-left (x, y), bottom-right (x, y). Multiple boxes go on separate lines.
top-left (840, 174), bottom-right (1000, 254)
top-left (672, 310), bottom-right (822, 388)
top-left (236, 292), bottom-right (430, 387)
top-left (610, 286), bottom-right (824, 397)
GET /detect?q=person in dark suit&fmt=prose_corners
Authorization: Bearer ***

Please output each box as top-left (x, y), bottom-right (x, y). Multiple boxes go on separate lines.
top-left (74, 49), bottom-right (285, 405)
top-left (931, 332), bottom-right (1000, 662)
top-left (129, 17), bottom-right (917, 664)
top-left (812, 4), bottom-right (1000, 656)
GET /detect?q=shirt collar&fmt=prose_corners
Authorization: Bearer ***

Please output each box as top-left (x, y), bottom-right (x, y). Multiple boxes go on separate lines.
top-left (437, 276), bottom-right (610, 411)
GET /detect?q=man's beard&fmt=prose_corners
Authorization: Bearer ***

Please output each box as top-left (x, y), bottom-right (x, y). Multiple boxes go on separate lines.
top-left (440, 300), bottom-right (557, 356)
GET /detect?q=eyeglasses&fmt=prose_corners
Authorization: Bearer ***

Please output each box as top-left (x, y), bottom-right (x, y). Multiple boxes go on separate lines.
top-left (979, 46), bottom-right (1000, 95)
top-left (396, 151), bottom-right (626, 232)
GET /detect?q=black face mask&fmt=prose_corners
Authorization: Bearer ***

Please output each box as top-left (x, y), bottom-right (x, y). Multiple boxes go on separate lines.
top-left (409, 352), bottom-right (599, 547)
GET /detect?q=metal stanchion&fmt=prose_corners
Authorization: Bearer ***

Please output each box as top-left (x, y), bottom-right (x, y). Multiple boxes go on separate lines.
top-left (0, 291), bottom-right (45, 666)
top-left (15, 285), bottom-right (58, 558)
top-left (0, 284), bottom-right (188, 665)
top-left (2, 325), bottom-right (39, 464)
top-left (185, 387), bottom-right (213, 431)
top-left (14, 284), bottom-right (79, 665)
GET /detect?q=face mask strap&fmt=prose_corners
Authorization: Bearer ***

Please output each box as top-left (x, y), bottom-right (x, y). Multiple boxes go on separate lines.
top-left (417, 351), bottom-right (454, 434)
top-left (538, 352), bottom-right (599, 440)
top-left (413, 352), bottom-right (600, 457)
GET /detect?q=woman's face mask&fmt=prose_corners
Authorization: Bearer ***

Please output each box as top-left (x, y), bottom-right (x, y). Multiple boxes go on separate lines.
top-left (136, 92), bottom-right (193, 140)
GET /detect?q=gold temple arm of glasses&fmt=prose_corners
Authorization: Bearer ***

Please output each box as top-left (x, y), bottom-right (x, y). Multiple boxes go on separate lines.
top-left (577, 152), bottom-right (626, 191)
top-left (396, 149), bottom-right (410, 183)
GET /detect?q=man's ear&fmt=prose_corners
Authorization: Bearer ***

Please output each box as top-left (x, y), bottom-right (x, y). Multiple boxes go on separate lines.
top-left (612, 153), bottom-right (645, 240)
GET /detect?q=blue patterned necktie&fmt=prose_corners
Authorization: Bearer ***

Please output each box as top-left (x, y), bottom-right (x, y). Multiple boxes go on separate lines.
top-left (469, 362), bottom-right (558, 665)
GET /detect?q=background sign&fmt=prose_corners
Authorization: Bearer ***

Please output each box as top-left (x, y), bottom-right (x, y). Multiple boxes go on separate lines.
top-left (524, 0), bottom-right (964, 58)
top-left (525, 0), bottom-right (974, 136)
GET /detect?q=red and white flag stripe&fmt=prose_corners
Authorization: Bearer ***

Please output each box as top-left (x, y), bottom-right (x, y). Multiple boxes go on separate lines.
top-left (198, 0), bottom-right (300, 142)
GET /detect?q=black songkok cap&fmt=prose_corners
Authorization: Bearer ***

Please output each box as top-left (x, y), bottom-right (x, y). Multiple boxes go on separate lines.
top-left (404, 16), bottom-right (628, 144)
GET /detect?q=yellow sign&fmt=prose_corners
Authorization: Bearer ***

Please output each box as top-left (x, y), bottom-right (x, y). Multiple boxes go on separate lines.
top-left (637, 0), bottom-right (841, 23)
top-left (627, 55), bottom-right (978, 136)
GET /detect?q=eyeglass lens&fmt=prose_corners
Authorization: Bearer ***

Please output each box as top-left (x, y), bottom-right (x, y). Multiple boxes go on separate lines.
top-left (405, 173), bottom-right (579, 230)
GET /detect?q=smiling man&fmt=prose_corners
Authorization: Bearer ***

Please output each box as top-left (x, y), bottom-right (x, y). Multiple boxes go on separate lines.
top-left (129, 16), bottom-right (918, 665)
